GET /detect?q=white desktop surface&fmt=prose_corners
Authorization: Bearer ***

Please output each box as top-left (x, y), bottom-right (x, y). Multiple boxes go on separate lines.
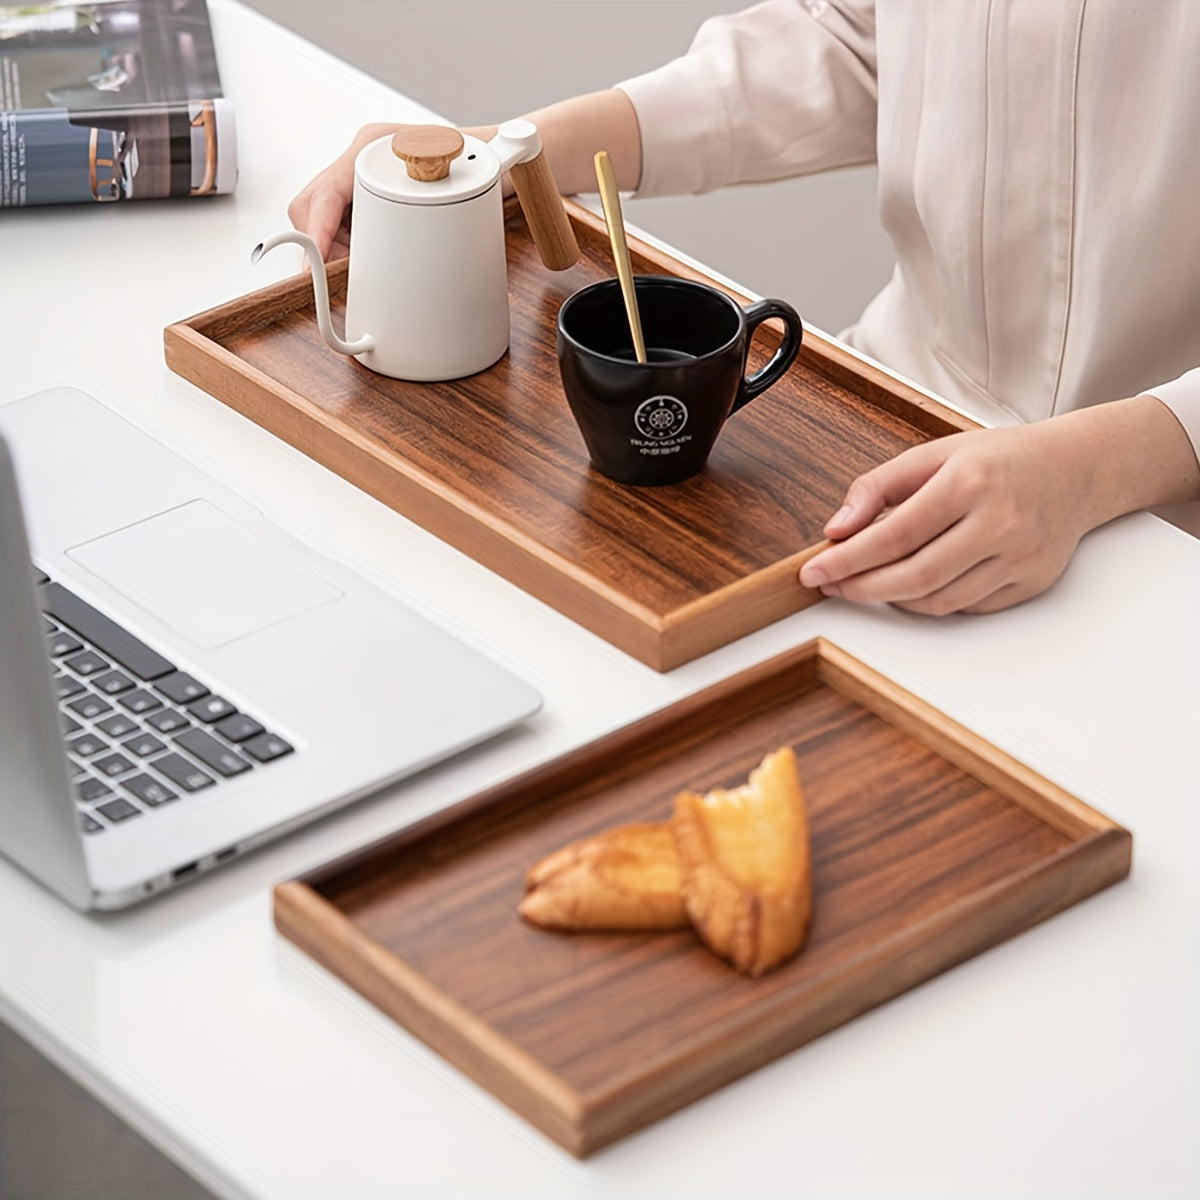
top-left (1, 4), bottom-right (1197, 1198)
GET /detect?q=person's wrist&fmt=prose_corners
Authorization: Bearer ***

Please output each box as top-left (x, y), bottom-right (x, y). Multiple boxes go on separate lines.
top-left (1057, 407), bottom-right (1126, 534)
top-left (1056, 394), bottom-right (1200, 532)
top-left (521, 90), bottom-right (642, 196)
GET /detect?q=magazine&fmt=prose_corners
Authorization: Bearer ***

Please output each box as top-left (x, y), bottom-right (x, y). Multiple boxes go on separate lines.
top-left (0, 0), bottom-right (236, 207)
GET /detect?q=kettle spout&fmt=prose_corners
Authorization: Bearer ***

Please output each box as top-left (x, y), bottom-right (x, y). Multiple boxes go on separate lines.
top-left (251, 231), bottom-right (375, 357)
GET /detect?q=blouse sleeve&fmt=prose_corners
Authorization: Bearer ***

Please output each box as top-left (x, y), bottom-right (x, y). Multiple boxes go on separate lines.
top-left (615, 0), bottom-right (878, 199)
top-left (1145, 368), bottom-right (1200, 467)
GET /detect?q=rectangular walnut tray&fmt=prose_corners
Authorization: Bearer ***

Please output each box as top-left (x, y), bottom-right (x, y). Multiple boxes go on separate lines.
top-left (164, 198), bottom-right (979, 672)
top-left (273, 639), bottom-right (1131, 1157)
top-left (165, 201), bottom-right (979, 670)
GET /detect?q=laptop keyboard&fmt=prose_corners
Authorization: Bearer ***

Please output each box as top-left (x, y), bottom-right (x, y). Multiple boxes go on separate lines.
top-left (35, 569), bottom-right (294, 835)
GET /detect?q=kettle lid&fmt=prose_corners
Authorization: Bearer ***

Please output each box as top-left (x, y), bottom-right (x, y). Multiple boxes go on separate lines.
top-left (356, 125), bottom-right (498, 206)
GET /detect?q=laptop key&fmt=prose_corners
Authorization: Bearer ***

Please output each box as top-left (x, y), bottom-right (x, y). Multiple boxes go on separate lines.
top-left (47, 630), bottom-right (82, 657)
top-left (54, 674), bottom-right (86, 700)
top-left (119, 688), bottom-right (163, 715)
top-left (67, 731), bottom-right (110, 758)
top-left (39, 581), bottom-right (175, 681)
top-left (81, 813), bottom-right (104, 835)
top-left (76, 776), bottom-right (114, 803)
top-left (155, 671), bottom-right (209, 705)
top-left (174, 729), bottom-right (253, 777)
top-left (123, 774), bottom-right (177, 807)
top-left (92, 669), bottom-right (136, 696)
top-left (151, 753), bottom-right (215, 793)
top-left (187, 694), bottom-right (236, 723)
top-left (64, 649), bottom-right (109, 676)
top-left (243, 732), bottom-right (294, 763)
top-left (95, 797), bottom-right (142, 824)
top-left (95, 713), bottom-right (139, 739)
top-left (145, 707), bottom-right (190, 734)
top-left (122, 733), bottom-right (166, 758)
top-left (93, 752), bottom-right (136, 778)
top-left (66, 693), bottom-right (112, 720)
top-left (213, 713), bottom-right (264, 743)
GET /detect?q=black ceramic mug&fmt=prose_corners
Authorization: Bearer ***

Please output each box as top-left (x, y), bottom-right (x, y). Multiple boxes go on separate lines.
top-left (556, 276), bottom-right (803, 486)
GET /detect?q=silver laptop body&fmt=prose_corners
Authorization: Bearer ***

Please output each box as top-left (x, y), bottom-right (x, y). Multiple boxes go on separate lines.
top-left (0, 386), bottom-right (541, 911)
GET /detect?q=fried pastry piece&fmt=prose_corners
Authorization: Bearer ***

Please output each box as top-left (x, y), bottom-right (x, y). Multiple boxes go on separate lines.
top-left (518, 821), bottom-right (690, 931)
top-left (672, 746), bottom-right (812, 976)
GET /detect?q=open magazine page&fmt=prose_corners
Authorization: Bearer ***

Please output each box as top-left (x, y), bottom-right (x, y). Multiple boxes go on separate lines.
top-left (0, 0), bottom-right (236, 206)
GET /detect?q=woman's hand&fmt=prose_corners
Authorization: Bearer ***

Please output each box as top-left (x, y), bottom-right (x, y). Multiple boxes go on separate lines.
top-left (286, 123), bottom-right (500, 261)
top-left (287, 123), bottom-right (404, 261)
top-left (797, 395), bottom-right (1200, 615)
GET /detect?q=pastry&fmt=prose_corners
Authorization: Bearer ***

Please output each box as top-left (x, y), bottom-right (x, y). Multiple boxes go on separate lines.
top-left (518, 821), bottom-right (690, 931)
top-left (672, 746), bottom-right (812, 976)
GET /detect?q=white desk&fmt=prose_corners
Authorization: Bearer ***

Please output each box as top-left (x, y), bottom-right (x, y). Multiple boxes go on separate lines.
top-left (2, 4), bottom-right (1197, 1197)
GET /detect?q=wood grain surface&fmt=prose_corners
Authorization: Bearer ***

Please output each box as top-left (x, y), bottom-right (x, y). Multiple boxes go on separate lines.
top-left (273, 640), bottom-right (1132, 1156)
top-left (166, 201), bottom-right (978, 669)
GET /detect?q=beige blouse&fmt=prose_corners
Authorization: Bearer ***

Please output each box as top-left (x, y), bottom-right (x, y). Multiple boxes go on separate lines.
top-left (617, 0), bottom-right (1200, 505)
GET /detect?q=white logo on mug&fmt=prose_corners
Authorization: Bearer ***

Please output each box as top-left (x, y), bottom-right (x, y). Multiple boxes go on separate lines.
top-left (634, 395), bottom-right (688, 441)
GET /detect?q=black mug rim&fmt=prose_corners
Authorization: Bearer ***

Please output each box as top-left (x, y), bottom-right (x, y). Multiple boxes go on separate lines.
top-left (557, 276), bottom-right (745, 365)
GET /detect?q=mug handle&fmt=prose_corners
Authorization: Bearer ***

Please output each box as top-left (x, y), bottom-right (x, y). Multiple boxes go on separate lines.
top-left (731, 299), bottom-right (804, 413)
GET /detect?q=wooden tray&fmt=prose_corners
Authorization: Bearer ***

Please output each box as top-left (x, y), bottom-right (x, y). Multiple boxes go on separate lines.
top-left (166, 202), bottom-right (976, 670)
top-left (274, 639), bottom-right (1131, 1156)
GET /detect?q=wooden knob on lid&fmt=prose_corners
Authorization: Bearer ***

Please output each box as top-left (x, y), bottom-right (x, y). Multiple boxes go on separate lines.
top-left (390, 125), bottom-right (465, 181)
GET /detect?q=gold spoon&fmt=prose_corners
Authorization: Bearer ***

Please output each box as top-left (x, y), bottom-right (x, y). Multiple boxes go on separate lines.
top-left (593, 150), bottom-right (647, 363)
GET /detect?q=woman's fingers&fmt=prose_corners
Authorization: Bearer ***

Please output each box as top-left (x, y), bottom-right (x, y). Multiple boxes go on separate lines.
top-left (820, 439), bottom-right (951, 540)
top-left (289, 184), bottom-right (352, 261)
top-left (288, 123), bottom-right (409, 261)
top-left (820, 516), bottom-right (991, 607)
top-left (800, 439), bottom-right (963, 588)
top-left (898, 564), bottom-right (1062, 617)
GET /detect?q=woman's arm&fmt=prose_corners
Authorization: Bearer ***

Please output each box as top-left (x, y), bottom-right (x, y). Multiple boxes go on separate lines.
top-left (287, 90), bottom-right (642, 261)
top-left (287, 0), bottom-right (882, 258)
top-left (798, 395), bottom-right (1200, 615)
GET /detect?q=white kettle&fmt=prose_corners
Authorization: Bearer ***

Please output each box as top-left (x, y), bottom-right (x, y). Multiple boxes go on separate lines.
top-left (252, 119), bottom-right (578, 381)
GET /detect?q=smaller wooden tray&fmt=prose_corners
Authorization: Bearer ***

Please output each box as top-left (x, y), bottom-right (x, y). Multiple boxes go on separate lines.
top-left (165, 201), bottom-right (978, 670)
top-left (274, 640), bottom-right (1131, 1157)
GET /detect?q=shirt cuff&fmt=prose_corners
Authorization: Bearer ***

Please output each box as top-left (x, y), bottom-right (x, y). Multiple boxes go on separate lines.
top-left (1145, 367), bottom-right (1200, 464)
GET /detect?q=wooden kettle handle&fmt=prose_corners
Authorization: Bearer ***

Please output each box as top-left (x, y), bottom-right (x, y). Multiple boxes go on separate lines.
top-left (508, 151), bottom-right (579, 272)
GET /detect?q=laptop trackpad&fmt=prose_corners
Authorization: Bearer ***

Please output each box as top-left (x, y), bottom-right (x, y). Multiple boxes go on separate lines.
top-left (67, 500), bottom-right (342, 649)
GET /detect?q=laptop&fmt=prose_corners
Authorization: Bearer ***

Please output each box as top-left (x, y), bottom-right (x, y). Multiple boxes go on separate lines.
top-left (0, 385), bottom-right (542, 912)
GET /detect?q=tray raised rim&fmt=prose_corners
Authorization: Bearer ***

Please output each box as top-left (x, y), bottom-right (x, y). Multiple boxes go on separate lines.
top-left (272, 639), bottom-right (1131, 1156)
